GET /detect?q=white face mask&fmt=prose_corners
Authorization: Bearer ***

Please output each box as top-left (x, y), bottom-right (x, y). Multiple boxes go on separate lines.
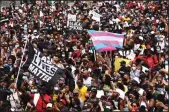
top-left (132, 67), bottom-right (136, 71)
top-left (57, 47), bottom-right (61, 50)
top-left (54, 87), bottom-right (59, 91)
top-left (160, 38), bottom-right (163, 41)
top-left (31, 89), bottom-right (38, 93)
top-left (62, 54), bottom-right (65, 57)
top-left (29, 80), bottom-right (33, 85)
top-left (107, 93), bottom-right (112, 97)
top-left (115, 56), bottom-right (119, 58)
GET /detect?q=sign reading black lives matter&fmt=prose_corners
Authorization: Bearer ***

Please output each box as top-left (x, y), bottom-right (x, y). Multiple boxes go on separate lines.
top-left (28, 50), bottom-right (59, 83)
top-left (68, 21), bottom-right (83, 30)
top-left (67, 14), bottom-right (82, 30)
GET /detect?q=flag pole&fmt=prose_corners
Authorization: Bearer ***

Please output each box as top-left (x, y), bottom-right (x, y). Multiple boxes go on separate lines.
top-left (15, 38), bottom-right (28, 87)
top-left (93, 48), bottom-right (97, 61)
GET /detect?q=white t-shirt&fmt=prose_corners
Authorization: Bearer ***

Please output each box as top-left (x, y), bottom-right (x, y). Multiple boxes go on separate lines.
top-left (83, 77), bottom-right (92, 87)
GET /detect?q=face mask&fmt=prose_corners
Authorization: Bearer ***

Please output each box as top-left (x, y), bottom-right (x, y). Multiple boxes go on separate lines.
top-left (28, 30), bottom-right (32, 34)
top-left (164, 60), bottom-right (168, 65)
top-left (29, 80), bottom-right (33, 85)
top-left (54, 87), bottom-right (59, 91)
top-left (107, 93), bottom-right (112, 97)
top-left (22, 76), bottom-right (27, 80)
top-left (3, 64), bottom-right (9, 67)
top-left (156, 47), bottom-right (160, 51)
top-left (8, 63), bottom-right (12, 65)
top-left (115, 56), bottom-right (118, 58)
top-left (57, 47), bottom-right (61, 50)
top-left (132, 67), bottom-right (136, 71)
top-left (62, 54), bottom-right (65, 57)
top-left (31, 89), bottom-right (37, 93)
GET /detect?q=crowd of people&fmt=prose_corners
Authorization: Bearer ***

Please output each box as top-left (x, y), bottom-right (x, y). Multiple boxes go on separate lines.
top-left (0, 0), bottom-right (169, 112)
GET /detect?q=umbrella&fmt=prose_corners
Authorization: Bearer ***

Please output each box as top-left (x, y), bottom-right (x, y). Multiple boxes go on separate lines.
top-left (94, 43), bottom-right (116, 52)
top-left (97, 46), bottom-right (116, 52)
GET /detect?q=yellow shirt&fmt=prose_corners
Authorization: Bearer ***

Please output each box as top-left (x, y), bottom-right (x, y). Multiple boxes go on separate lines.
top-left (123, 17), bottom-right (131, 21)
top-left (75, 86), bottom-right (88, 102)
top-left (52, 93), bottom-right (58, 102)
top-left (141, 44), bottom-right (146, 49)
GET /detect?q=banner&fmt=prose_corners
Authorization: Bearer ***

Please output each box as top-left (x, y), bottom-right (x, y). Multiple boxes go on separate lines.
top-left (22, 43), bottom-right (75, 91)
top-left (89, 10), bottom-right (102, 22)
top-left (28, 50), bottom-right (59, 82)
top-left (22, 44), bottom-right (63, 86)
top-left (114, 57), bottom-right (131, 72)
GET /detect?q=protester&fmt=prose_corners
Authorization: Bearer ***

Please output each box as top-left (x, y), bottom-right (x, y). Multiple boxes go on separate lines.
top-left (0, 1), bottom-right (168, 112)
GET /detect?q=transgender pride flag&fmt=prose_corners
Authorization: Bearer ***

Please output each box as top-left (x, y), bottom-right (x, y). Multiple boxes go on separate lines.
top-left (87, 30), bottom-right (125, 52)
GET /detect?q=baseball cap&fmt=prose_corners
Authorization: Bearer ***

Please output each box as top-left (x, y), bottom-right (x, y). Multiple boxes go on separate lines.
top-left (46, 103), bottom-right (53, 108)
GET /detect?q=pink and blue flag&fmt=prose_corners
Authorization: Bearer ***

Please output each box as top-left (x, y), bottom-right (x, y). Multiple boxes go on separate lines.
top-left (87, 30), bottom-right (125, 51)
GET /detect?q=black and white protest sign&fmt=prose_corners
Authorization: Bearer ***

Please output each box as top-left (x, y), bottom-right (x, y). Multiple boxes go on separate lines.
top-left (67, 14), bottom-right (82, 30)
top-left (22, 43), bottom-right (75, 90)
top-left (68, 21), bottom-right (83, 30)
top-left (28, 50), bottom-right (59, 82)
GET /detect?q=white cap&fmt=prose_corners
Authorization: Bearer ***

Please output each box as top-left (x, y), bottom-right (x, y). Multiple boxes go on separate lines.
top-left (146, 17), bottom-right (150, 20)
top-left (34, 30), bottom-right (37, 33)
top-left (46, 103), bottom-right (52, 108)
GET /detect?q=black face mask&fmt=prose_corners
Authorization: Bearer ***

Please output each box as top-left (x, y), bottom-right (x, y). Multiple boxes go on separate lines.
top-left (28, 31), bottom-right (32, 34)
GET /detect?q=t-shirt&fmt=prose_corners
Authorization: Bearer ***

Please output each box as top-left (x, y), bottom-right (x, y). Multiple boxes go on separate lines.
top-left (143, 55), bottom-right (158, 68)
top-left (75, 86), bottom-right (88, 102)
top-left (83, 77), bottom-right (92, 87)
top-left (60, 106), bottom-right (69, 112)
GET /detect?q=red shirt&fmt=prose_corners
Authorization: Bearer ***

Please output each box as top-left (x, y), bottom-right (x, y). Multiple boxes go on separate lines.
top-left (133, 55), bottom-right (143, 62)
top-left (31, 94), bottom-right (51, 112)
top-left (143, 55), bottom-right (158, 68)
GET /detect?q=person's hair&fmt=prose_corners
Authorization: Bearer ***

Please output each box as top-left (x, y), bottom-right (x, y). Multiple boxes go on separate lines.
top-left (117, 83), bottom-right (125, 91)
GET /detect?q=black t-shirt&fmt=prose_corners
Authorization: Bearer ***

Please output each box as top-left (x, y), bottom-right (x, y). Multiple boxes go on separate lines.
top-left (0, 87), bottom-right (11, 101)
top-left (0, 68), bottom-right (5, 78)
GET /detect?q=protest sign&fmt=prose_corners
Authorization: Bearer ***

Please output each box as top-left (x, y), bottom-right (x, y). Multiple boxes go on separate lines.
top-left (89, 10), bottom-right (102, 22)
top-left (68, 21), bottom-right (83, 30)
